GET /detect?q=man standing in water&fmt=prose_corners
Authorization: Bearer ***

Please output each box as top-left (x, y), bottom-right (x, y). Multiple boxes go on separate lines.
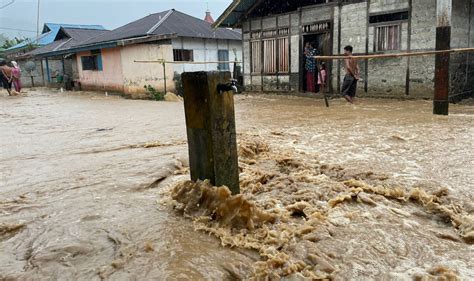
top-left (0, 61), bottom-right (13, 96)
top-left (341, 45), bottom-right (360, 103)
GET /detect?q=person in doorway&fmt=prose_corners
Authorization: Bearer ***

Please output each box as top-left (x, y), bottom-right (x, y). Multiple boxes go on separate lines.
top-left (341, 45), bottom-right (360, 104)
top-left (304, 42), bottom-right (317, 93)
top-left (0, 61), bottom-right (13, 96)
top-left (11, 61), bottom-right (22, 93)
top-left (317, 63), bottom-right (327, 94)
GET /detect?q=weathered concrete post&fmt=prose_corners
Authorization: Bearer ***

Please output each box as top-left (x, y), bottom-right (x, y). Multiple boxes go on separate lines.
top-left (434, 0), bottom-right (452, 115)
top-left (181, 71), bottom-right (240, 194)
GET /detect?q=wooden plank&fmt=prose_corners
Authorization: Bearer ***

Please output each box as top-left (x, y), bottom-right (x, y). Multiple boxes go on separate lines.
top-left (314, 47), bottom-right (474, 60)
top-left (433, 0), bottom-right (452, 115)
top-left (181, 71), bottom-right (240, 194)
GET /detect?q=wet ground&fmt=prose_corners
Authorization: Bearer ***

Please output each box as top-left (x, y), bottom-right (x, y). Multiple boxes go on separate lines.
top-left (1, 88), bottom-right (473, 280)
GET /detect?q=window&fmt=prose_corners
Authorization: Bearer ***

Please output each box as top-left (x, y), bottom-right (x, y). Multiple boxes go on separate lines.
top-left (251, 30), bottom-right (289, 74)
top-left (369, 11), bottom-right (408, 24)
top-left (251, 41), bottom-right (261, 73)
top-left (218, 50), bottom-right (230, 71)
top-left (173, 49), bottom-right (193, 61)
top-left (375, 25), bottom-right (400, 51)
top-left (277, 37), bottom-right (289, 73)
top-left (263, 39), bottom-right (276, 73)
top-left (81, 50), bottom-right (103, 71)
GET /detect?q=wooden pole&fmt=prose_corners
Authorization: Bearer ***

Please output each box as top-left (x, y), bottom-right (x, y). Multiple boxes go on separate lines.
top-left (162, 62), bottom-right (167, 93)
top-left (433, 0), bottom-right (452, 115)
top-left (314, 47), bottom-right (474, 60)
top-left (181, 71), bottom-right (240, 194)
top-left (135, 60), bottom-right (241, 64)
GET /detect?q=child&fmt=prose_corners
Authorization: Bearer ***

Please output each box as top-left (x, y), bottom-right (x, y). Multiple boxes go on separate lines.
top-left (317, 63), bottom-right (327, 94)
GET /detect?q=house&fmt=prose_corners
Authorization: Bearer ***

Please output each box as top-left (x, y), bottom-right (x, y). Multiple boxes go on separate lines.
top-left (214, 0), bottom-right (474, 99)
top-left (5, 23), bottom-right (106, 57)
top-left (10, 23), bottom-right (107, 87)
top-left (26, 9), bottom-right (242, 98)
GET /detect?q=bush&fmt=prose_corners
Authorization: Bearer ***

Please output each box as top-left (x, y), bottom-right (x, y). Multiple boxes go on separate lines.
top-left (144, 85), bottom-right (165, 101)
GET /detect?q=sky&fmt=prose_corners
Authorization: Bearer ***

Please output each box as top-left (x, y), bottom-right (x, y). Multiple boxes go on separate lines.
top-left (0, 0), bottom-right (232, 39)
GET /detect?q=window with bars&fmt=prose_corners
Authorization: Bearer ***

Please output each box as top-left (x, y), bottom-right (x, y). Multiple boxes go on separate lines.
top-left (375, 25), bottom-right (400, 52)
top-left (263, 39), bottom-right (276, 73)
top-left (251, 41), bottom-right (261, 73)
top-left (173, 49), bottom-right (194, 61)
top-left (251, 37), bottom-right (289, 74)
top-left (277, 37), bottom-right (289, 73)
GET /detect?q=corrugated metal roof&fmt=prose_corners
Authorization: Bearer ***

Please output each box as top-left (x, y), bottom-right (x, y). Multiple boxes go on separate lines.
top-left (214, 0), bottom-right (257, 28)
top-left (152, 10), bottom-right (241, 40)
top-left (7, 23), bottom-right (106, 51)
top-left (82, 9), bottom-right (241, 47)
top-left (26, 28), bottom-right (108, 57)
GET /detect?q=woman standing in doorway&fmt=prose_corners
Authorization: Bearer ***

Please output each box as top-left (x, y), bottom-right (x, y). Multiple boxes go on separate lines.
top-left (304, 42), bottom-right (317, 93)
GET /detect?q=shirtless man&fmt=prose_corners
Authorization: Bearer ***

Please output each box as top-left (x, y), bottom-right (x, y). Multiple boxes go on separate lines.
top-left (341, 45), bottom-right (360, 104)
top-left (0, 61), bottom-right (13, 96)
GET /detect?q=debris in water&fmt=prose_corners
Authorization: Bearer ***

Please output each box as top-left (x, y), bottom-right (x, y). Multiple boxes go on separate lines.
top-left (0, 223), bottom-right (26, 240)
top-left (167, 134), bottom-right (473, 279)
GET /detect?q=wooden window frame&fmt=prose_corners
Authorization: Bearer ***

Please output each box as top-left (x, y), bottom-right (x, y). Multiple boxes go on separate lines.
top-left (81, 52), bottom-right (102, 71)
top-left (173, 49), bottom-right (194, 62)
top-left (373, 23), bottom-right (402, 53)
top-left (250, 27), bottom-right (290, 75)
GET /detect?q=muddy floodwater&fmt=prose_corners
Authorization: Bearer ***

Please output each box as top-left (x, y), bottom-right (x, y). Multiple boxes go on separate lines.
top-left (1, 89), bottom-right (473, 280)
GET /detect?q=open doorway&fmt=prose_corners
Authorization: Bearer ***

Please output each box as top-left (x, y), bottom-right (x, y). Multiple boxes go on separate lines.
top-left (302, 32), bottom-right (331, 93)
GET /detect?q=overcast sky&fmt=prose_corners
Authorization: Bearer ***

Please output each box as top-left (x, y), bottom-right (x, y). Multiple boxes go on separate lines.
top-left (0, 0), bottom-right (232, 39)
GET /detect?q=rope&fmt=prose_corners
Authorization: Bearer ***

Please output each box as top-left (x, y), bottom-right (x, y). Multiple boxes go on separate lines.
top-left (314, 47), bottom-right (474, 60)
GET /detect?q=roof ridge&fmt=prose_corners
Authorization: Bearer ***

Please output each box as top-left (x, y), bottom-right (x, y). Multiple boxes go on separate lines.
top-left (53, 38), bottom-right (73, 51)
top-left (146, 9), bottom-right (174, 35)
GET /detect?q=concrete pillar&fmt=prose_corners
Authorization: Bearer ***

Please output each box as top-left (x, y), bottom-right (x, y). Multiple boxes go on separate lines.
top-left (181, 71), bottom-right (240, 194)
top-left (434, 0), bottom-right (452, 115)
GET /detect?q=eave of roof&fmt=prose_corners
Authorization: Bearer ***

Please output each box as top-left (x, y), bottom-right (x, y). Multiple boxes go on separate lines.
top-left (213, 0), bottom-right (256, 28)
top-left (26, 33), bottom-right (177, 58)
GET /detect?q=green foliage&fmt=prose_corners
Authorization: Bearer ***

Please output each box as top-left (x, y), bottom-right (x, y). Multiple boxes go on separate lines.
top-left (144, 85), bottom-right (165, 101)
top-left (0, 34), bottom-right (8, 46)
top-left (173, 72), bottom-right (184, 97)
top-left (1, 37), bottom-right (25, 49)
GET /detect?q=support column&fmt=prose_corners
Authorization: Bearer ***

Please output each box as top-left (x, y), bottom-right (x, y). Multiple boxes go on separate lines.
top-left (434, 0), bottom-right (452, 115)
top-left (45, 58), bottom-right (51, 84)
top-left (181, 71), bottom-right (240, 194)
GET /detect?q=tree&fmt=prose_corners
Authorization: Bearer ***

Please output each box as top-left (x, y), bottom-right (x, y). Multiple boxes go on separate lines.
top-left (1, 37), bottom-right (26, 49)
top-left (0, 33), bottom-right (8, 46)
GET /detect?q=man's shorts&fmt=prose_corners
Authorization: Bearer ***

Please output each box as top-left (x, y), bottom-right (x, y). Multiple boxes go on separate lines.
top-left (0, 72), bottom-right (11, 90)
top-left (341, 74), bottom-right (357, 98)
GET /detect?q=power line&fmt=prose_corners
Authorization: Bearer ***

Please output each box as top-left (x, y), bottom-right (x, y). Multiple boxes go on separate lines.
top-left (0, 0), bottom-right (15, 9)
top-left (0, 27), bottom-right (37, 33)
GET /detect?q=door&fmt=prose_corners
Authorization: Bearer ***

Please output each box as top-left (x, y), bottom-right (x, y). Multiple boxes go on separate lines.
top-left (302, 32), bottom-right (332, 93)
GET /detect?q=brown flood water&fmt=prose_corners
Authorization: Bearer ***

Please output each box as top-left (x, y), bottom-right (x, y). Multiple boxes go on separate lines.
top-left (1, 89), bottom-right (473, 280)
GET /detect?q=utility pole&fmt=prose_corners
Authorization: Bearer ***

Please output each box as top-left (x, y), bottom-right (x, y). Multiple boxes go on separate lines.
top-left (433, 0), bottom-right (452, 115)
top-left (36, 0), bottom-right (41, 41)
